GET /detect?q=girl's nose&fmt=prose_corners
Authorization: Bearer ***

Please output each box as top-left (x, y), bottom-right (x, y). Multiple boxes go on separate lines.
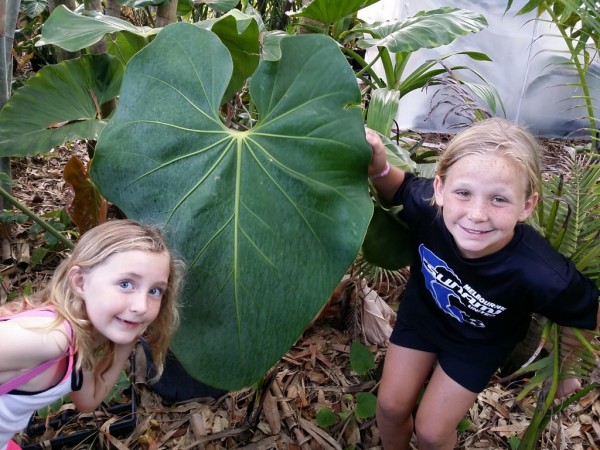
top-left (129, 292), bottom-right (148, 314)
top-left (468, 201), bottom-right (488, 222)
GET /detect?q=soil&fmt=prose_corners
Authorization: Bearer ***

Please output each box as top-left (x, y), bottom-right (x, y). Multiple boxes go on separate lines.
top-left (2, 134), bottom-right (599, 450)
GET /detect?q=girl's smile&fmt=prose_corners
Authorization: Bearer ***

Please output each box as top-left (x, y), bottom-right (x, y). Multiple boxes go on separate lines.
top-left (433, 153), bottom-right (538, 259)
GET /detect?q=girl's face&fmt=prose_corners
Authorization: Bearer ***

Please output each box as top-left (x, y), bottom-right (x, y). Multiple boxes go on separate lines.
top-left (433, 153), bottom-right (538, 259)
top-left (69, 250), bottom-right (170, 345)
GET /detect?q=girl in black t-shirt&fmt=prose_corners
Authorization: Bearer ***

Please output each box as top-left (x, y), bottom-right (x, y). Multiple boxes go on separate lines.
top-left (366, 118), bottom-right (599, 450)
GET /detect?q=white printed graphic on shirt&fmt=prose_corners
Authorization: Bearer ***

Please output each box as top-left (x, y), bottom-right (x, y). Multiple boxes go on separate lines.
top-left (419, 244), bottom-right (506, 328)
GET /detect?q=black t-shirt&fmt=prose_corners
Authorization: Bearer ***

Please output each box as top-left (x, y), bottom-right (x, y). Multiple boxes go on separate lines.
top-left (394, 173), bottom-right (599, 368)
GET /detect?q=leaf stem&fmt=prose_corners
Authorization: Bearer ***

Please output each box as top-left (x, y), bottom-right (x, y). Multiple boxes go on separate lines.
top-left (0, 185), bottom-right (74, 249)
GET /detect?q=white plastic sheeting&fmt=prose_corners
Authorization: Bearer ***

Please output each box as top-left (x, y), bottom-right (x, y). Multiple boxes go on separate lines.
top-left (359, 0), bottom-right (600, 138)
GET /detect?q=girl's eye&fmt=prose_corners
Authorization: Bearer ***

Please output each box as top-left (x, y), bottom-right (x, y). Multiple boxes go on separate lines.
top-left (492, 196), bottom-right (508, 204)
top-left (149, 287), bottom-right (163, 297)
top-left (119, 281), bottom-right (134, 289)
top-left (456, 190), bottom-right (470, 198)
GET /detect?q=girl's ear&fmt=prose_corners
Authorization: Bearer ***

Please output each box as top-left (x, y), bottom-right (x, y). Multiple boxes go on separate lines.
top-left (68, 266), bottom-right (86, 296)
top-left (518, 191), bottom-right (539, 222)
top-left (519, 192), bottom-right (540, 222)
top-left (433, 175), bottom-right (445, 207)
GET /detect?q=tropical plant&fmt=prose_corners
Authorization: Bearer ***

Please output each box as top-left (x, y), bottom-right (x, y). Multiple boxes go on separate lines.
top-left (287, 2), bottom-right (503, 270)
top-left (505, 151), bottom-right (600, 450)
top-left (506, 0), bottom-right (600, 147)
top-left (316, 341), bottom-right (378, 434)
top-left (0, 2), bottom-right (366, 390)
top-left (88, 23), bottom-right (373, 390)
top-left (0, 0), bottom-right (500, 392)
top-left (13, 0), bottom-right (55, 74)
top-left (289, 3), bottom-right (502, 121)
top-left (0, 1), bottom-right (483, 388)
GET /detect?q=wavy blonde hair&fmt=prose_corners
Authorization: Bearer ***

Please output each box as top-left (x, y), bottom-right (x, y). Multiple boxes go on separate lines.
top-left (436, 117), bottom-right (543, 199)
top-left (31, 219), bottom-right (183, 379)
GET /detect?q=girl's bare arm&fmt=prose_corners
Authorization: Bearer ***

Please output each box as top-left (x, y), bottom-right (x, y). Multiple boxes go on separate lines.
top-left (366, 128), bottom-right (406, 204)
top-left (70, 341), bottom-right (136, 412)
top-left (0, 317), bottom-right (68, 374)
top-left (555, 307), bottom-right (600, 398)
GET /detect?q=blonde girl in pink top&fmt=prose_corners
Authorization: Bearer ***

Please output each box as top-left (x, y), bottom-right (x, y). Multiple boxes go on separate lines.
top-left (0, 220), bottom-right (183, 449)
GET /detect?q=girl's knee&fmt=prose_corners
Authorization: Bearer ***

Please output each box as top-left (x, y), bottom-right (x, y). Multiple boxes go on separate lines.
top-left (414, 415), bottom-right (457, 449)
top-left (376, 395), bottom-right (413, 423)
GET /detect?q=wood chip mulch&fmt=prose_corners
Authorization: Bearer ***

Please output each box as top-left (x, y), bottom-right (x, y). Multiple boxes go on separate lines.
top-left (2, 137), bottom-right (599, 450)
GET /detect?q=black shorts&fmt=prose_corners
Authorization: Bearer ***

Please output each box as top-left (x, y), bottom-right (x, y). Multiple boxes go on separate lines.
top-left (390, 322), bottom-right (498, 393)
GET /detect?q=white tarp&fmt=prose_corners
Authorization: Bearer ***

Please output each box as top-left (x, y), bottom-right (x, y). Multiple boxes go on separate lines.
top-left (359, 0), bottom-right (600, 138)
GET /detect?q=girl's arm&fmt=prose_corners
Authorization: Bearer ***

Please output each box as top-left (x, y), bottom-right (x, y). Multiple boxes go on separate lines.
top-left (366, 128), bottom-right (406, 205)
top-left (0, 317), bottom-right (68, 377)
top-left (555, 307), bottom-right (600, 398)
top-left (70, 341), bottom-right (136, 412)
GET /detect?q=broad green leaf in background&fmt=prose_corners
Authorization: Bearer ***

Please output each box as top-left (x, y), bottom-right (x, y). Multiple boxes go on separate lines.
top-left (288, 0), bottom-right (379, 24)
top-left (106, 31), bottom-right (151, 66)
top-left (362, 206), bottom-right (412, 270)
top-left (0, 54), bottom-right (123, 157)
top-left (355, 391), bottom-right (377, 419)
top-left (366, 88), bottom-right (400, 137)
top-left (204, 0), bottom-right (241, 14)
top-left (196, 10), bottom-right (260, 103)
top-left (261, 31), bottom-right (288, 61)
top-left (349, 340), bottom-right (375, 375)
top-left (356, 8), bottom-right (488, 53)
top-left (36, 5), bottom-right (160, 52)
top-left (90, 23), bottom-right (373, 390)
top-left (38, 6), bottom-right (259, 102)
top-left (177, 0), bottom-right (240, 16)
top-left (21, 0), bottom-right (48, 19)
top-left (316, 407), bottom-right (338, 428)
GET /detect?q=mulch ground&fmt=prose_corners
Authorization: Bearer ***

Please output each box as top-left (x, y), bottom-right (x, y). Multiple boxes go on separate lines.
top-left (2, 135), bottom-right (599, 450)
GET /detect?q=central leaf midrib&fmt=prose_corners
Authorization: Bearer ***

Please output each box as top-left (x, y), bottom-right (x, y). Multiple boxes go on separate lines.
top-left (234, 135), bottom-right (244, 359)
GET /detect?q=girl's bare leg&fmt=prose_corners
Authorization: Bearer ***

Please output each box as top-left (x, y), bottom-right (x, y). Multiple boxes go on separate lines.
top-left (413, 364), bottom-right (479, 450)
top-left (376, 343), bottom-right (437, 450)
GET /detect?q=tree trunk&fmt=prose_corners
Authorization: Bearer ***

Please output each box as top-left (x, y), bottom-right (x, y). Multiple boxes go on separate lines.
top-left (84, 0), bottom-right (107, 54)
top-left (82, 0), bottom-right (115, 120)
top-left (105, 0), bottom-right (120, 18)
top-left (0, 0), bottom-right (19, 259)
top-left (295, 0), bottom-right (326, 34)
top-left (0, 0), bottom-right (20, 203)
top-left (156, 0), bottom-right (178, 28)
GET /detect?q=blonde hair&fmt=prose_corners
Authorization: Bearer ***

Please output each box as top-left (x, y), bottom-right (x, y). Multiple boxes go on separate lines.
top-left (436, 118), bottom-right (542, 198)
top-left (33, 220), bottom-right (182, 379)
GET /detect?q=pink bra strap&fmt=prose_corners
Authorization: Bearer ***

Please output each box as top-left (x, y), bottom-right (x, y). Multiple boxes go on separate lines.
top-left (0, 308), bottom-right (73, 395)
top-left (0, 356), bottom-right (63, 395)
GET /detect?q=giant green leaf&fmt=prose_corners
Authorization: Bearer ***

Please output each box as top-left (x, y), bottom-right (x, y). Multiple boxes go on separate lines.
top-left (0, 54), bottom-right (123, 156)
top-left (90, 23), bottom-right (373, 390)
top-left (355, 8), bottom-right (488, 53)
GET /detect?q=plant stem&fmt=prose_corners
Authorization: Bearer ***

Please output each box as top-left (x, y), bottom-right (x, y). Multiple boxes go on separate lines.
top-left (545, 6), bottom-right (598, 147)
top-left (341, 46), bottom-right (384, 89)
top-left (0, 185), bottom-right (74, 249)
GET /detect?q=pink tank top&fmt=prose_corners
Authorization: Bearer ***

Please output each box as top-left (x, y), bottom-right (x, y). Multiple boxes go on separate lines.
top-left (0, 308), bottom-right (75, 394)
top-left (0, 308), bottom-right (76, 450)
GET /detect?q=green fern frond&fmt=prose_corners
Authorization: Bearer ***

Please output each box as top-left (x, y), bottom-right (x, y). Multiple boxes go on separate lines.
top-left (517, 151), bottom-right (600, 449)
top-left (532, 153), bottom-right (600, 283)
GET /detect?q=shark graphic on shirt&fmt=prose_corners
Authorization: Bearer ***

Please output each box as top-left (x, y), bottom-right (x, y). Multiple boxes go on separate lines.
top-left (419, 244), bottom-right (506, 328)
